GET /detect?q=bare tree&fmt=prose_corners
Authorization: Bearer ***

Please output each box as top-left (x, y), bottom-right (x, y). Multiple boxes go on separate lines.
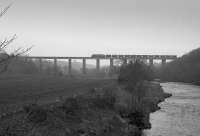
top-left (0, 3), bottom-right (11, 18)
top-left (0, 4), bottom-right (32, 73)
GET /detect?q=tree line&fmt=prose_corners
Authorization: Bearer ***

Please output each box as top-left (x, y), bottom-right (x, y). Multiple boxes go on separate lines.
top-left (156, 48), bottom-right (200, 84)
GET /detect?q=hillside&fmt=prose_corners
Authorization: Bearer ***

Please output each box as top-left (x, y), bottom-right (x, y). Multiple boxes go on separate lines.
top-left (158, 48), bottom-right (200, 83)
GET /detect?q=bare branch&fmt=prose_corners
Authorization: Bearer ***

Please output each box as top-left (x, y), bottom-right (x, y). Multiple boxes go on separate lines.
top-left (0, 4), bottom-right (12, 18)
top-left (12, 45), bottom-right (34, 56)
top-left (0, 45), bottom-right (33, 62)
top-left (0, 35), bottom-right (17, 49)
top-left (0, 45), bottom-right (33, 73)
top-left (0, 3), bottom-right (33, 73)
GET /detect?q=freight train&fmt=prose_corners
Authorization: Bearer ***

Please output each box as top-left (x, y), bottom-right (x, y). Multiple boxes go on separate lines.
top-left (91, 54), bottom-right (148, 59)
top-left (91, 54), bottom-right (177, 59)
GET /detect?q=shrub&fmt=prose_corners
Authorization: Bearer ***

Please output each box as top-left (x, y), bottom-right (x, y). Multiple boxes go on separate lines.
top-left (157, 48), bottom-right (200, 83)
top-left (118, 60), bottom-right (153, 85)
top-left (92, 90), bottom-right (116, 110)
top-left (23, 104), bottom-right (47, 124)
top-left (62, 97), bottom-right (81, 116)
top-left (126, 101), bottom-right (151, 129)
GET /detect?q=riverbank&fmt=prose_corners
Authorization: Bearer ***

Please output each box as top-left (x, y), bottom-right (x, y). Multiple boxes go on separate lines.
top-left (144, 82), bottom-right (200, 136)
top-left (0, 77), bottom-right (171, 136)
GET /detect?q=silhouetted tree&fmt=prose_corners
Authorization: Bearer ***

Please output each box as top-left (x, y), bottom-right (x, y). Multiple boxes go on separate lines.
top-left (118, 60), bottom-right (154, 102)
top-left (118, 60), bottom-right (153, 85)
top-left (0, 4), bottom-right (31, 73)
top-left (157, 48), bottom-right (200, 83)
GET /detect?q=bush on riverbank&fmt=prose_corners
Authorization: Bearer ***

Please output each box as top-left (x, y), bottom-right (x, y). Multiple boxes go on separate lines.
top-left (118, 61), bottom-right (153, 85)
top-left (117, 61), bottom-right (171, 131)
top-left (156, 48), bottom-right (200, 83)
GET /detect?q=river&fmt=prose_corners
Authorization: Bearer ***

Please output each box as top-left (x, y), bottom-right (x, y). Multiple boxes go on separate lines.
top-left (144, 82), bottom-right (200, 136)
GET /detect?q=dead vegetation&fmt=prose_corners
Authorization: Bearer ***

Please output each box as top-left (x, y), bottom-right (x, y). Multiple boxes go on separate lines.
top-left (0, 62), bottom-right (171, 136)
top-left (0, 79), bottom-right (169, 136)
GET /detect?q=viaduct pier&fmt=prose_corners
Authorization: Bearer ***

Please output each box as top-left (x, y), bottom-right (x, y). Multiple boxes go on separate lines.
top-left (24, 54), bottom-right (177, 75)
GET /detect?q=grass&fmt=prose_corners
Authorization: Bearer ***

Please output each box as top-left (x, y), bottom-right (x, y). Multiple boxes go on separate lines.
top-left (0, 74), bottom-right (116, 116)
top-left (0, 74), bottom-right (171, 136)
top-left (0, 85), bottom-right (141, 136)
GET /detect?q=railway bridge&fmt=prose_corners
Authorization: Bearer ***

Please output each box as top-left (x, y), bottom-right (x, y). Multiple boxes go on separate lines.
top-left (24, 54), bottom-right (177, 75)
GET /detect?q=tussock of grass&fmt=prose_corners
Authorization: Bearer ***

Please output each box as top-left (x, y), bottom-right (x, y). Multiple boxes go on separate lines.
top-left (62, 97), bottom-right (81, 116)
top-left (91, 89), bottom-right (116, 110)
top-left (23, 104), bottom-right (47, 124)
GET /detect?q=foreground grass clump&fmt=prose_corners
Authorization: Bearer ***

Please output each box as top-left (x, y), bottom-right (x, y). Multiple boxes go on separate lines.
top-left (91, 89), bottom-right (116, 109)
top-left (0, 87), bottom-right (142, 136)
top-left (23, 104), bottom-right (47, 124)
top-left (62, 97), bottom-right (81, 116)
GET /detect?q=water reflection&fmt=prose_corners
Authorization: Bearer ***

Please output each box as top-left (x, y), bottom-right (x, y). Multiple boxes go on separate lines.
top-left (144, 82), bottom-right (200, 136)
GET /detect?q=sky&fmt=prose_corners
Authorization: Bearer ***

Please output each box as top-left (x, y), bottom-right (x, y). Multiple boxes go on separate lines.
top-left (0, 0), bottom-right (200, 57)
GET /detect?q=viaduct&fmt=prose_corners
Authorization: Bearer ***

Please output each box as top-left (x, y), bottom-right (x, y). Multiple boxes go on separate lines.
top-left (24, 54), bottom-right (177, 75)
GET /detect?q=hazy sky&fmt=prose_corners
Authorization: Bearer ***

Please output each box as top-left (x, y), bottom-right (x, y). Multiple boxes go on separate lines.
top-left (1, 0), bottom-right (200, 56)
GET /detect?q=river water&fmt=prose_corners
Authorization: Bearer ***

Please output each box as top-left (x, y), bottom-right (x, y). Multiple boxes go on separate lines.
top-left (144, 82), bottom-right (200, 136)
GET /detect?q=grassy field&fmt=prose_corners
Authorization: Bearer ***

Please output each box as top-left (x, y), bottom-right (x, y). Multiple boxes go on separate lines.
top-left (0, 74), bottom-right (117, 114)
top-left (0, 74), bottom-right (171, 136)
